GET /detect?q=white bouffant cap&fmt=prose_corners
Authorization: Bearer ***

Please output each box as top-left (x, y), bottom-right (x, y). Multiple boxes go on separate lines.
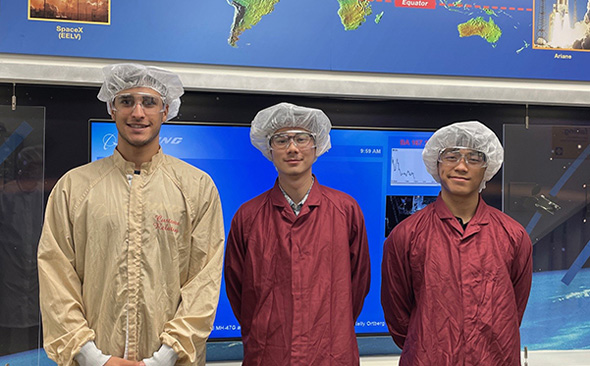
top-left (422, 121), bottom-right (503, 191)
top-left (250, 102), bottom-right (332, 161)
top-left (97, 63), bottom-right (184, 121)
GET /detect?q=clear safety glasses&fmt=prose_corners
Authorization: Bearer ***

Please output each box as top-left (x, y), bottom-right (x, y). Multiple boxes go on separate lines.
top-left (269, 131), bottom-right (316, 150)
top-left (111, 92), bottom-right (166, 115)
top-left (438, 147), bottom-right (488, 168)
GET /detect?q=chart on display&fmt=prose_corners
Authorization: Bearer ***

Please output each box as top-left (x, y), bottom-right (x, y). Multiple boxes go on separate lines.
top-left (0, 0), bottom-right (589, 81)
top-left (390, 148), bottom-right (439, 186)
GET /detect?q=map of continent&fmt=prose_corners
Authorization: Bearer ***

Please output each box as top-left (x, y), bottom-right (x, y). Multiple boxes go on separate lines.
top-left (228, 0), bottom-right (372, 46)
top-left (337, 0), bottom-right (372, 30)
top-left (228, 0), bottom-right (280, 47)
top-left (457, 16), bottom-right (502, 45)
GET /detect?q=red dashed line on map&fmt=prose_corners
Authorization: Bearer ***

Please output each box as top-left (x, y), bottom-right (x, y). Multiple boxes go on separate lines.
top-left (448, 3), bottom-right (531, 10)
top-left (365, 0), bottom-right (532, 11)
top-left (441, 3), bottom-right (531, 11)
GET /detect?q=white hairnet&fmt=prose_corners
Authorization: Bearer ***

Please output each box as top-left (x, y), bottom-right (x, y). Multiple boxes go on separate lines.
top-left (422, 121), bottom-right (503, 191)
top-left (97, 63), bottom-right (184, 121)
top-left (250, 102), bottom-right (332, 161)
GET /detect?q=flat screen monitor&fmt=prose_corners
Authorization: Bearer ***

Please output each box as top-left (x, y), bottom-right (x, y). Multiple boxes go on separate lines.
top-left (89, 120), bottom-right (440, 339)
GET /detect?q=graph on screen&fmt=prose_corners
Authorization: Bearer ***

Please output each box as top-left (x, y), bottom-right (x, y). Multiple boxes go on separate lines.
top-left (390, 148), bottom-right (438, 186)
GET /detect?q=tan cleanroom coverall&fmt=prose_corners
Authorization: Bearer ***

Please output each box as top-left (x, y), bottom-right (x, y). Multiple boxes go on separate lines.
top-left (38, 150), bottom-right (224, 366)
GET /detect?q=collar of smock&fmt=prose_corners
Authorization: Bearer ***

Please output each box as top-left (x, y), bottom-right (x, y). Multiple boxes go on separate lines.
top-left (112, 148), bottom-right (164, 175)
top-left (434, 193), bottom-right (490, 225)
top-left (270, 175), bottom-right (322, 208)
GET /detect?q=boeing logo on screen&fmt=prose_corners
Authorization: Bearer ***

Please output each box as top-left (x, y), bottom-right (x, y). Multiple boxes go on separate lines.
top-left (160, 136), bottom-right (183, 145)
top-left (101, 134), bottom-right (183, 150)
top-left (102, 134), bottom-right (117, 150)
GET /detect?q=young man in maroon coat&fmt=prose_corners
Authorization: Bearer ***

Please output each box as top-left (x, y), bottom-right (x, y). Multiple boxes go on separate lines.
top-left (224, 102), bottom-right (371, 366)
top-left (381, 121), bottom-right (532, 366)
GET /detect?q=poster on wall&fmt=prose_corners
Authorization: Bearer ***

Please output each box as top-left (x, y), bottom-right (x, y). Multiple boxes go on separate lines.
top-left (0, 1), bottom-right (588, 81)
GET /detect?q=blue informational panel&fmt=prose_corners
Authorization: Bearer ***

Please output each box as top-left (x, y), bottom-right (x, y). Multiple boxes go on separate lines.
top-left (1, 1), bottom-right (589, 81)
top-left (90, 121), bottom-right (440, 338)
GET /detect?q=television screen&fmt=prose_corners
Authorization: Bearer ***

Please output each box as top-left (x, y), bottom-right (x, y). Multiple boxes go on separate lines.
top-left (89, 121), bottom-right (440, 339)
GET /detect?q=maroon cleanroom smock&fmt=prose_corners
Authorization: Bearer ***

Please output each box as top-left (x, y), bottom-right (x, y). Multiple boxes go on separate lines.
top-left (382, 194), bottom-right (533, 366)
top-left (225, 179), bottom-right (371, 366)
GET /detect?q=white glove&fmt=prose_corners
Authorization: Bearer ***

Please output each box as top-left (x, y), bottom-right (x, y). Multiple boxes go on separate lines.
top-left (74, 341), bottom-right (111, 366)
top-left (142, 344), bottom-right (178, 366)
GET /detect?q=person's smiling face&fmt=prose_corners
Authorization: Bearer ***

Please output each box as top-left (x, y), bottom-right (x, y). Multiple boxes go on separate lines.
top-left (111, 87), bottom-right (168, 151)
top-left (437, 148), bottom-right (487, 198)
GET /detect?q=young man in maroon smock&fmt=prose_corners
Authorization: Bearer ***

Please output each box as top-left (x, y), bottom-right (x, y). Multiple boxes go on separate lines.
top-left (381, 121), bottom-right (533, 366)
top-left (224, 102), bottom-right (371, 366)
